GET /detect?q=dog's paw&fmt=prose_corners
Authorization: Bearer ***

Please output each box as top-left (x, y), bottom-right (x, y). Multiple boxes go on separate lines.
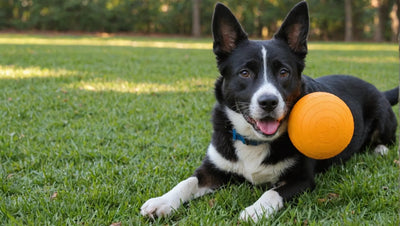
top-left (239, 203), bottom-right (275, 222)
top-left (239, 190), bottom-right (283, 222)
top-left (140, 196), bottom-right (176, 218)
top-left (374, 144), bottom-right (389, 156)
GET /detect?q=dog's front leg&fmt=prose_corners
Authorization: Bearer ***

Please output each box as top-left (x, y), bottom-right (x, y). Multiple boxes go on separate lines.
top-left (140, 176), bottom-right (212, 218)
top-left (240, 178), bottom-right (315, 222)
top-left (239, 189), bottom-right (283, 222)
top-left (141, 142), bottom-right (234, 219)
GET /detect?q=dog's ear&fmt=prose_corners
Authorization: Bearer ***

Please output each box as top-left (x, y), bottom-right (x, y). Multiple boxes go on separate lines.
top-left (274, 1), bottom-right (309, 57)
top-left (212, 3), bottom-right (248, 59)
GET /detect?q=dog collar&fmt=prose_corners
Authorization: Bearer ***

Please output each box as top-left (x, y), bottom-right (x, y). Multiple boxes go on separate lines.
top-left (232, 129), bottom-right (267, 146)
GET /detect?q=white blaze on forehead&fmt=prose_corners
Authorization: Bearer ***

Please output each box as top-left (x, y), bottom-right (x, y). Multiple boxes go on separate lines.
top-left (248, 45), bottom-right (287, 126)
top-left (261, 46), bottom-right (268, 82)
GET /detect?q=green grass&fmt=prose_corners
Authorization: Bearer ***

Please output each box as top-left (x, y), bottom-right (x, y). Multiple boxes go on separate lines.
top-left (0, 33), bottom-right (398, 225)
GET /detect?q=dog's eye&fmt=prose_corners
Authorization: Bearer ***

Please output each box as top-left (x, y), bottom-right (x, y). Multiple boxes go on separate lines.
top-left (279, 68), bottom-right (290, 78)
top-left (239, 69), bottom-right (251, 78)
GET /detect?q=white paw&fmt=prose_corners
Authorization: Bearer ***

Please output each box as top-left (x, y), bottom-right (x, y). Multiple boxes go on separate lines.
top-left (239, 190), bottom-right (283, 222)
top-left (140, 196), bottom-right (176, 218)
top-left (239, 204), bottom-right (272, 222)
top-left (374, 144), bottom-right (389, 156)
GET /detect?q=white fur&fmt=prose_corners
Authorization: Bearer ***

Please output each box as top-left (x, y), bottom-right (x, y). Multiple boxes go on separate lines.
top-left (140, 177), bottom-right (212, 218)
top-left (225, 107), bottom-right (256, 138)
top-left (226, 47), bottom-right (287, 141)
top-left (250, 82), bottom-right (286, 120)
top-left (239, 189), bottom-right (284, 222)
top-left (225, 107), bottom-right (287, 141)
top-left (239, 46), bottom-right (288, 137)
top-left (207, 143), bottom-right (296, 185)
top-left (374, 144), bottom-right (389, 155)
top-left (262, 46), bottom-right (268, 82)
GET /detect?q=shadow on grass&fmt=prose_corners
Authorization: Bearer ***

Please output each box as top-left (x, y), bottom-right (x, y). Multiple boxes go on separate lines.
top-left (0, 40), bottom-right (398, 224)
top-left (0, 72), bottom-right (216, 224)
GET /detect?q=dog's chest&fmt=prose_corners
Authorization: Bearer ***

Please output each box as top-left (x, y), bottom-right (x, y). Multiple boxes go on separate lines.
top-left (235, 142), bottom-right (296, 184)
top-left (208, 142), bottom-right (296, 185)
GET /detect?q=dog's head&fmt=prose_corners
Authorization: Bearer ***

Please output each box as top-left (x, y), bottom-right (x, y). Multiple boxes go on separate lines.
top-left (212, 1), bottom-right (309, 141)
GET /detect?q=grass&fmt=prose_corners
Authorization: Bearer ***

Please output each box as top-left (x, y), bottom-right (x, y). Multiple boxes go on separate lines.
top-left (0, 33), bottom-right (398, 225)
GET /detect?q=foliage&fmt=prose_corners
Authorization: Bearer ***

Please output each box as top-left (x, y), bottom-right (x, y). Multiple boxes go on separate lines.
top-left (0, 0), bottom-right (398, 41)
top-left (0, 34), bottom-right (398, 224)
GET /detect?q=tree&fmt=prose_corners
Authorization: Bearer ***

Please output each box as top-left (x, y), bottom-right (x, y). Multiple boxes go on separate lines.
top-left (394, 0), bottom-right (400, 41)
top-left (345, 0), bottom-right (353, 41)
top-left (372, 0), bottom-right (392, 42)
top-left (192, 0), bottom-right (201, 37)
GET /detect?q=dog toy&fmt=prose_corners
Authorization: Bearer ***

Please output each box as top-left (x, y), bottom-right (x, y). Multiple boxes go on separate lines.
top-left (288, 92), bottom-right (354, 159)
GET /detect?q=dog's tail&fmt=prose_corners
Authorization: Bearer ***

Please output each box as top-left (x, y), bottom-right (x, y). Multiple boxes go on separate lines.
top-left (383, 87), bottom-right (399, 106)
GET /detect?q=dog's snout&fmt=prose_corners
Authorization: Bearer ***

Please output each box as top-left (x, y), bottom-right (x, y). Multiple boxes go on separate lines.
top-left (258, 94), bottom-right (279, 112)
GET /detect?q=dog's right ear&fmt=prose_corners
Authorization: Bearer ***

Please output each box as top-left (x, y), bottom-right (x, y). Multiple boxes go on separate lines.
top-left (273, 1), bottom-right (309, 58)
top-left (212, 3), bottom-right (248, 59)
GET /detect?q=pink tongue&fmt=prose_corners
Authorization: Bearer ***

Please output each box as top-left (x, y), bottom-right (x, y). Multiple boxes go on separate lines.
top-left (256, 120), bottom-right (280, 135)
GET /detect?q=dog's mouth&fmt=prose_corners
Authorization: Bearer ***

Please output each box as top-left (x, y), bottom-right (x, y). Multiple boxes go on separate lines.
top-left (244, 115), bottom-right (281, 136)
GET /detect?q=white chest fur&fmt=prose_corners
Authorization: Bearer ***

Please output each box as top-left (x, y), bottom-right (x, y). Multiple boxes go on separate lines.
top-left (207, 142), bottom-right (296, 185)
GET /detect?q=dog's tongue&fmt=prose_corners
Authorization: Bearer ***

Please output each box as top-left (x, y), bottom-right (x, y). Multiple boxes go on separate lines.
top-left (256, 120), bottom-right (280, 135)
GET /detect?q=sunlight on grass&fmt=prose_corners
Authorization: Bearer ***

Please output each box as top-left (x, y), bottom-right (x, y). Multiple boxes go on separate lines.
top-left (128, 41), bottom-right (211, 49)
top-left (0, 65), bottom-right (78, 78)
top-left (0, 66), bottom-right (214, 94)
top-left (309, 43), bottom-right (397, 51)
top-left (0, 34), bottom-right (397, 52)
top-left (0, 34), bottom-right (398, 225)
top-left (0, 35), bottom-right (211, 50)
top-left (74, 78), bottom-right (214, 93)
top-left (336, 56), bottom-right (397, 63)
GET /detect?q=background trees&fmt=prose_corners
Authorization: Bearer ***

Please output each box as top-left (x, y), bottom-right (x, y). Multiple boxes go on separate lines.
top-left (0, 0), bottom-right (398, 41)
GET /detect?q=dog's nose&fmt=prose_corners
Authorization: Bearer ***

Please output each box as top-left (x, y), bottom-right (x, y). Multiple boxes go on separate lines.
top-left (258, 94), bottom-right (279, 112)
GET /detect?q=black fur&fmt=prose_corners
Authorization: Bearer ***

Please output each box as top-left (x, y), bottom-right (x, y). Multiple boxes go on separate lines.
top-left (141, 1), bottom-right (398, 221)
top-left (194, 1), bottom-right (398, 206)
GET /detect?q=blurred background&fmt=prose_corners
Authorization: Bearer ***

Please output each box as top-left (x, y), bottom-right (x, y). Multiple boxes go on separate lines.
top-left (0, 0), bottom-right (399, 42)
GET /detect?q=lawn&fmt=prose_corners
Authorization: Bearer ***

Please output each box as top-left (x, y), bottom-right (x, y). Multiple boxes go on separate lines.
top-left (0, 33), bottom-right (398, 225)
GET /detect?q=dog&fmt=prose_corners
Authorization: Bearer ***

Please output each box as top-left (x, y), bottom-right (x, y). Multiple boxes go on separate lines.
top-left (140, 1), bottom-right (398, 222)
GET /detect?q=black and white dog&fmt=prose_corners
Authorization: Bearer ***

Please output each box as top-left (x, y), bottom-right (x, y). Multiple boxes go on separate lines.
top-left (141, 1), bottom-right (398, 222)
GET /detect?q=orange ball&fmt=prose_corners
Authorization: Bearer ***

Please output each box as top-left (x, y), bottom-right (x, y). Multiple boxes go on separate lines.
top-left (288, 92), bottom-right (354, 159)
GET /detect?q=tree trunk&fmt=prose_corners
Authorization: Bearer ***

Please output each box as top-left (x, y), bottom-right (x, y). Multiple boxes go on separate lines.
top-left (345, 0), bottom-right (353, 41)
top-left (373, 0), bottom-right (390, 42)
top-left (397, 0), bottom-right (400, 41)
top-left (389, 0), bottom-right (399, 41)
top-left (192, 0), bottom-right (201, 37)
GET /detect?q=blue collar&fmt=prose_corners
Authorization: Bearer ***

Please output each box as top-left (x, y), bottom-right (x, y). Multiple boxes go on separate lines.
top-left (232, 129), bottom-right (267, 146)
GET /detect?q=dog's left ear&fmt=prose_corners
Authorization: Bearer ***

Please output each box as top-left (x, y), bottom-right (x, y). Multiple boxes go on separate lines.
top-left (274, 1), bottom-right (309, 57)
